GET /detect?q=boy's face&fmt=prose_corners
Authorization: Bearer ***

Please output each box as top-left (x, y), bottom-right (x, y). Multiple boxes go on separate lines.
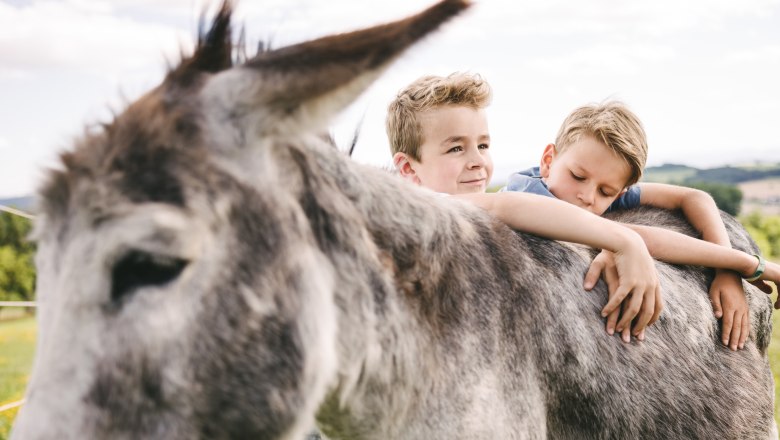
top-left (396, 105), bottom-right (492, 194)
top-left (540, 134), bottom-right (631, 215)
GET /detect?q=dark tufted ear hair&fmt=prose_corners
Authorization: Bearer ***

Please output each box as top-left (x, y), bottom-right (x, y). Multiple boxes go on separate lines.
top-left (198, 0), bottom-right (472, 139)
top-left (167, 0), bottom-right (235, 87)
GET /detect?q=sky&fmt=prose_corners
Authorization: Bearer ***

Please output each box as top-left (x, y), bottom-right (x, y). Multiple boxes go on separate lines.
top-left (1, 0), bottom-right (779, 198)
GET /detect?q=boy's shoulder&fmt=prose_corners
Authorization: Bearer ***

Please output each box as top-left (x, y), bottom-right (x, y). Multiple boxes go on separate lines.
top-left (501, 167), bottom-right (555, 198)
top-left (607, 186), bottom-right (641, 213)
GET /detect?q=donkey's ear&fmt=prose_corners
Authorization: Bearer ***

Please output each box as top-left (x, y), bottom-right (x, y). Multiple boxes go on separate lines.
top-left (200, 0), bottom-right (471, 139)
top-left (168, 1), bottom-right (234, 87)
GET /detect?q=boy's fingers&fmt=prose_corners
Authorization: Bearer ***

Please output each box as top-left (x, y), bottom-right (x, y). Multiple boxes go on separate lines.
top-left (738, 312), bottom-right (749, 349)
top-left (649, 285), bottom-right (663, 326)
top-left (602, 285), bottom-right (630, 317)
top-left (616, 290), bottom-right (643, 332)
top-left (620, 302), bottom-right (631, 342)
top-left (729, 313), bottom-right (742, 351)
top-left (605, 308), bottom-right (619, 335)
top-left (583, 260), bottom-right (604, 291)
top-left (621, 325), bottom-right (631, 343)
top-left (709, 291), bottom-right (723, 318)
top-left (749, 280), bottom-right (773, 294)
top-left (631, 288), bottom-right (655, 337)
top-left (721, 310), bottom-right (734, 347)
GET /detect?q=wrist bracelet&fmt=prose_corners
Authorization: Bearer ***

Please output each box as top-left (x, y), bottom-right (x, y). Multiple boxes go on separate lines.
top-left (745, 254), bottom-right (766, 282)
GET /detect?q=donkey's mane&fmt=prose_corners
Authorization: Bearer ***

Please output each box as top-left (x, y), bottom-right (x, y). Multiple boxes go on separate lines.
top-left (170, 2), bottom-right (235, 86)
top-left (38, 4), bottom-right (242, 223)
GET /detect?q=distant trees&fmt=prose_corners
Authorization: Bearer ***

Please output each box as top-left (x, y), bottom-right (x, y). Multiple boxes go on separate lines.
top-left (741, 212), bottom-right (780, 260)
top-left (681, 182), bottom-right (743, 216)
top-left (0, 212), bottom-right (35, 302)
top-left (693, 166), bottom-right (780, 184)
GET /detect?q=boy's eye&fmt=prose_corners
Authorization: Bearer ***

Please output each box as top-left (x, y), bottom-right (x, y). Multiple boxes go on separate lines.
top-left (600, 189), bottom-right (615, 197)
top-left (478, 143), bottom-right (489, 150)
top-left (570, 172), bottom-right (585, 181)
top-left (447, 146), bottom-right (463, 153)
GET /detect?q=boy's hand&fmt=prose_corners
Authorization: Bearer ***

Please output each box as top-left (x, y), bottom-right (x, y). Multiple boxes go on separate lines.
top-left (745, 259), bottom-right (780, 308)
top-left (710, 270), bottom-right (749, 350)
top-left (584, 251), bottom-right (632, 342)
top-left (584, 247), bottom-right (662, 341)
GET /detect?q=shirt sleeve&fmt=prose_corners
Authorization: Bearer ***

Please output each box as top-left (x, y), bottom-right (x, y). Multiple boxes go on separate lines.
top-left (503, 171), bottom-right (557, 199)
top-left (606, 185), bottom-right (641, 212)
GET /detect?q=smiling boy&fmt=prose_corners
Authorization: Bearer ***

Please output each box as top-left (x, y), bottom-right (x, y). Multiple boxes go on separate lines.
top-left (399, 105), bottom-right (492, 193)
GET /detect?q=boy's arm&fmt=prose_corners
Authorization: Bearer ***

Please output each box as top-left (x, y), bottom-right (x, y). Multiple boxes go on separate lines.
top-left (623, 223), bottom-right (780, 349)
top-left (584, 223), bottom-right (780, 347)
top-left (637, 182), bottom-right (730, 246)
top-left (624, 224), bottom-right (760, 275)
top-left (637, 182), bottom-right (749, 350)
top-left (454, 191), bottom-right (660, 336)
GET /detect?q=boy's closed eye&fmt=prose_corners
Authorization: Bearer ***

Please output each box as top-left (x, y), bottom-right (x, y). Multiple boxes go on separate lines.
top-left (600, 188), bottom-right (616, 197)
top-left (447, 145), bottom-right (464, 153)
top-left (570, 171), bottom-right (585, 181)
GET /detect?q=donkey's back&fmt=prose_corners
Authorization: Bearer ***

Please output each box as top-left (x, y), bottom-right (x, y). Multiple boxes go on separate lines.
top-left (506, 207), bottom-right (774, 438)
top-left (318, 185), bottom-right (775, 438)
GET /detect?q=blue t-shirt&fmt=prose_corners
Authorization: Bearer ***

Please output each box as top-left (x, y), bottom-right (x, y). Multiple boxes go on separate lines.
top-left (501, 167), bottom-right (641, 213)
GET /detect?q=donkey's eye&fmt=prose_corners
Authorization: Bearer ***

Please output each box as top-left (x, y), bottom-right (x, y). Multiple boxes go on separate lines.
top-left (111, 250), bottom-right (188, 302)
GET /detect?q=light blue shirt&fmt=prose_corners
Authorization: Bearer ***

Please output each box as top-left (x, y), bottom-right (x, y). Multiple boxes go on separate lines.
top-left (501, 167), bottom-right (641, 213)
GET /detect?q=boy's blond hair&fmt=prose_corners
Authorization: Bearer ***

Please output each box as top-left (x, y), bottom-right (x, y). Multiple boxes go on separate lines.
top-left (386, 72), bottom-right (492, 161)
top-left (555, 101), bottom-right (648, 186)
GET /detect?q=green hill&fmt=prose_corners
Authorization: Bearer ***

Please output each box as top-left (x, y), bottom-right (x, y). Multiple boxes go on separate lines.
top-left (644, 163), bottom-right (780, 185)
top-left (642, 163), bottom-right (699, 183)
top-left (0, 196), bottom-right (35, 213)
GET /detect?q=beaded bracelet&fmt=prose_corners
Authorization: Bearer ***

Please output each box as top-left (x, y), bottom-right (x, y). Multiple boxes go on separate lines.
top-left (745, 254), bottom-right (766, 282)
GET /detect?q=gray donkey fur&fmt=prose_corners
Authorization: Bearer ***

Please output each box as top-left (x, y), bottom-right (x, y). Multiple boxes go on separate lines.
top-left (11, 1), bottom-right (776, 439)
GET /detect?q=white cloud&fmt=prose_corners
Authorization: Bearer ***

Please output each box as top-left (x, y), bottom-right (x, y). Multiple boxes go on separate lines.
top-left (0, 1), bottom-right (190, 75)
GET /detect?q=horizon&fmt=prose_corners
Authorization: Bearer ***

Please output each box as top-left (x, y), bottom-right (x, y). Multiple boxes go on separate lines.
top-left (3, 161), bottom-right (780, 201)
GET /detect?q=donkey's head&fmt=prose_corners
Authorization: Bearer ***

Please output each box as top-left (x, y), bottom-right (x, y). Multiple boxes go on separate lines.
top-left (12, 1), bottom-right (470, 438)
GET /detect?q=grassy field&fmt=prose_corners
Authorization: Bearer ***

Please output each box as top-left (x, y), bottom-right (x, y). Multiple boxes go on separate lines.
top-left (0, 317), bottom-right (35, 440)
top-left (768, 282), bottom-right (780, 426)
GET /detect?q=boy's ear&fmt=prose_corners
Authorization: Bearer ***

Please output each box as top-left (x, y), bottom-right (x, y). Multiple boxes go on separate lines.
top-left (393, 152), bottom-right (422, 185)
top-left (539, 143), bottom-right (556, 178)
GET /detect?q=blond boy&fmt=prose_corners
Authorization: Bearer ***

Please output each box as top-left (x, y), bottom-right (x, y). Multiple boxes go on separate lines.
top-left (388, 73), bottom-right (779, 345)
top-left (503, 101), bottom-right (779, 349)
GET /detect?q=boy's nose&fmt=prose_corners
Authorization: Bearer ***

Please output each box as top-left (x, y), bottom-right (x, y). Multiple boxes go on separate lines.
top-left (467, 151), bottom-right (486, 168)
top-left (578, 188), bottom-right (595, 205)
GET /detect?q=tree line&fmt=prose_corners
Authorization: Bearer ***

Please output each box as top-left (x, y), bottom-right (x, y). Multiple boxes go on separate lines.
top-left (741, 212), bottom-right (780, 260)
top-left (0, 212), bottom-right (35, 302)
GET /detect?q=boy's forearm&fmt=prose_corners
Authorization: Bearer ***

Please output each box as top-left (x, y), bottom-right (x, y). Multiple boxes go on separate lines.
top-left (679, 190), bottom-right (731, 247)
top-left (626, 224), bottom-right (757, 276)
top-left (457, 192), bottom-right (640, 253)
top-left (640, 183), bottom-right (732, 248)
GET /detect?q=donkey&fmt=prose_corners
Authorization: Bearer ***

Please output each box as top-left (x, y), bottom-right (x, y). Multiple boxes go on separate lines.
top-left (11, 1), bottom-right (776, 439)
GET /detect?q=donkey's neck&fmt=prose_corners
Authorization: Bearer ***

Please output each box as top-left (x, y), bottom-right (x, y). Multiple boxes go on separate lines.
top-left (286, 139), bottom-right (544, 437)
